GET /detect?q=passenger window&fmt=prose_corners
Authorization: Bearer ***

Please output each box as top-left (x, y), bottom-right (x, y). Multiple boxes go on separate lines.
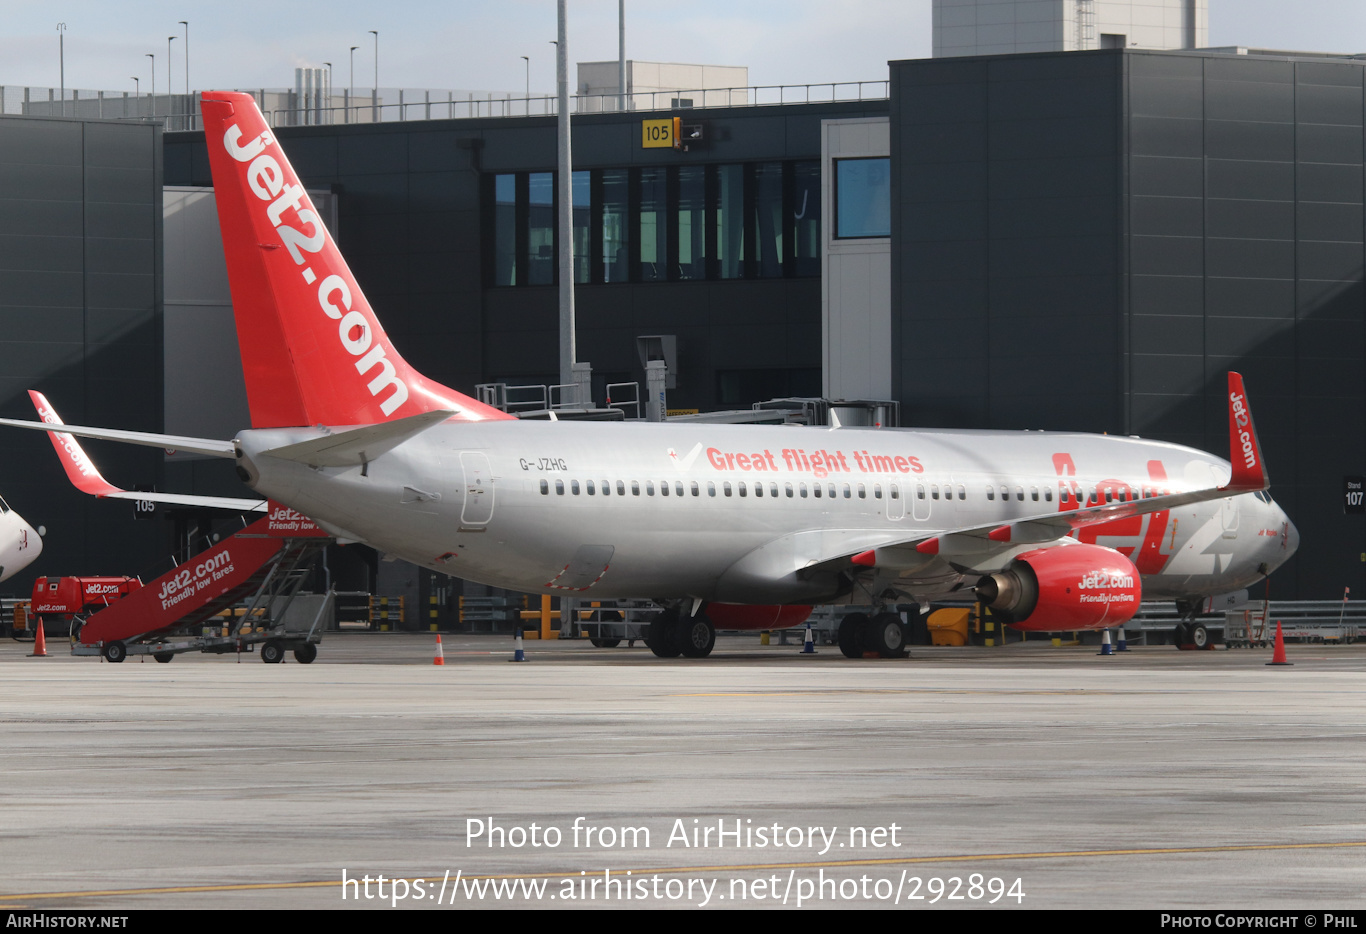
top-left (755, 483), bottom-right (764, 498)
top-left (646, 481), bottom-right (655, 496)
top-left (797, 484), bottom-right (806, 498)
top-left (1030, 487), bottom-right (1038, 502)
top-left (931, 484), bottom-right (939, 500)
top-left (571, 480), bottom-right (580, 495)
top-left (724, 481), bottom-right (732, 497)
top-left (828, 484), bottom-right (836, 498)
top-left (617, 481), bottom-right (625, 496)
top-left (691, 481), bottom-right (700, 496)
top-left (739, 482), bottom-right (747, 497)
top-left (659, 481), bottom-right (668, 497)
top-left (957, 485), bottom-right (965, 500)
top-left (601, 480), bottom-right (610, 496)
top-left (1044, 488), bottom-right (1052, 502)
top-left (1105, 489), bottom-right (1113, 504)
top-left (540, 479), bottom-right (549, 495)
top-left (842, 484), bottom-right (851, 499)
top-left (675, 482), bottom-right (684, 497)
top-left (631, 481), bottom-right (640, 496)
top-left (586, 480), bottom-right (595, 495)
top-left (1015, 487), bottom-right (1023, 501)
top-left (813, 484), bottom-right (822, 498)
top-left (770, 483), bottom-right (779, 497)
top-left (986, 487), bottom-right (994, 501)
top-left (873, 484), bottom-right (882, 499)
top-left (890, 485), bottom-right (899, 500)
top-left (1000, 486), bottom-right (1009, 501)
top-left (785, 483), bottom-right (794, 498)
top-left (708, 482), bottom-right (716, 497)
top-left (858, 484), bottom-right (866, 499)
top-left (555, 480), bottom-right (565, 495)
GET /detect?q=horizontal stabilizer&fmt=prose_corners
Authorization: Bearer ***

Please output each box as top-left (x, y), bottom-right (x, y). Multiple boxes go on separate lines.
top-left (0, 416), bottom-right (237, 459)
top-left (260, 409), bottom-right (455, 467)
top-left (28, 391), bottom-right (264, 511)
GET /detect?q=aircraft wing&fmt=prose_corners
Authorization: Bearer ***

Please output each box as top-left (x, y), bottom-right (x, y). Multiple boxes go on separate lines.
top-left (824, 371), bottom-right (1269, 572)
top-left (24, 391), bottom-right (266, 513)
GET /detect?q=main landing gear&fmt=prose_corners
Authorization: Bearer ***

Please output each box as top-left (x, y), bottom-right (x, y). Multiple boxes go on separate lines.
top-left (837, 611), bottom-right (908, 659)
top-left (644, 606), bottom-right (716, 659)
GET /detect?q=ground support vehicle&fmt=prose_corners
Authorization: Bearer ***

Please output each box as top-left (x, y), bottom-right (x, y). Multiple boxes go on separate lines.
top-left (68, 506), bottom-right (332, 663)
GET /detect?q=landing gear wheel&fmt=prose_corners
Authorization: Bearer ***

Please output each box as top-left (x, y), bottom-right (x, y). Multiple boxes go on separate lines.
top-left (838, 613), bottom-right (871, 658)
top-left (153, 651), bottom-right (174, 663)
top-left (1189, 623), bottom-right (1210, 650)
top-left (590, 638), bottom-right (622, 648)
top-left (645, 611), bottom-right (681, 658)
top-left (103, 641), bottom-right (127, 664)
top-left (678, 616), bottom-right (716, 658)
top-left (261, 639), bottom-right (285, 664)
top-left (1173, 622), bottom-right (1190, 648)
top-left (293, 643), bottom-right (318, 664)
top-left (869, 612), bottom-right (907, 658)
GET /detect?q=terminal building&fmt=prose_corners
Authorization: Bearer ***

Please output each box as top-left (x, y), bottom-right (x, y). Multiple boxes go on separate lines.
top-left (0, 27), bottom-right (1362, 609)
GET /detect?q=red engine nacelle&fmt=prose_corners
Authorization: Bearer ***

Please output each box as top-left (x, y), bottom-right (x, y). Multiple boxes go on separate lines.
top-left (974, 543), bottom-right (1141, 631)
top-left (704, 603), bottom-right (813, 631)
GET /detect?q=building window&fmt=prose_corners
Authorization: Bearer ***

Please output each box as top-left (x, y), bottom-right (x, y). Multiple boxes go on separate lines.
top-left (834, 157), bottom-right (890, 239)
top-left (677, 166), bottom-right (707, 280)
top-left (572, 170), bottom-right (591, 284)
top-left (527, 172), bottom-right (555, 284)
top-left (639, 168), bottom-right (668, 282)
top-left (751, 162), bottom-right (784, 278)
top-left (716, 163), bottom-right (744, 279)
top-left (493, 174), bottom-right (517, 286)
top-left (792, 160), bottom-right (820, 276)
top-left (601, 169), bottom-right (629, 283)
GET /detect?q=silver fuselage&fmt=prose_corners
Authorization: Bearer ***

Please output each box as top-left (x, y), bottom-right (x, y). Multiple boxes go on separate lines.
top-left (236, 420), bottom-right (1298, 607)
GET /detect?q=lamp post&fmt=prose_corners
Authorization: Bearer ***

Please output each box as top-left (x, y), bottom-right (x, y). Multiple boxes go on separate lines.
top-left (57, 23), bottom-right (65, 117)
top-left (322, 63), bottom-right (332, 123)
top-left (146, 53), bottom-right (155, 118)
top-left (369, 30), bottom-right (378, 123)
top-left (180, 21), bottom-right (189, 125)
top-left (130, 76), bottom-right (138, 118)
top-left (349, 45), bottom-right (358, 124)
top-left (167, 37), bottom-right (176, 128)
top-left (521, 55), bottom-right (529, 114)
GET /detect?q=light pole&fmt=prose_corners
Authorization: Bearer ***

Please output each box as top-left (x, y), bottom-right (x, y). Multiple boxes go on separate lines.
top-left (349, 45), bottom-right (357, 123)
top-left (56, 23), bottom-right (65, 117)
top-left (180, 20), bottom-right (189, 124)
top-left (521, 55), bottom-right (530, 114)
top-left (167, 37), bottom-right (176, 128)
top-left (369, 30), bottom-right (378, 123)
top-left (322, 63), bottom-right (332, 123)
top-left (146, 53), bottom-right (155, 118)
top-left (130, 76), bottom-right (138, 118)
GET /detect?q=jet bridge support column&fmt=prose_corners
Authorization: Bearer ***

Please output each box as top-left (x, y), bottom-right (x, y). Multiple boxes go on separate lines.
top-left (645, 360), bottom-right (667, 421)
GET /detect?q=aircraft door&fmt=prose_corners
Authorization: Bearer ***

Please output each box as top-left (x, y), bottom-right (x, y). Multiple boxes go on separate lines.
top-left (912, 481), bottom-right (930, 521)
top-left (460, 452), bottom-right (495, 526)
top-left (887, 482), bottom-right (905, 520)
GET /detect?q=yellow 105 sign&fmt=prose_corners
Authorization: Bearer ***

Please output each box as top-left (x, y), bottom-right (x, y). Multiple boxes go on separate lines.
top-left (642, 118), bottom-right (680, 149)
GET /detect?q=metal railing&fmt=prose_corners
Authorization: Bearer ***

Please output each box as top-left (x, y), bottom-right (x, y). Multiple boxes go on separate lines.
top-left (604, 382), bottom-right (640, 419)
top-left (1, 80), bottom-right (888, 131)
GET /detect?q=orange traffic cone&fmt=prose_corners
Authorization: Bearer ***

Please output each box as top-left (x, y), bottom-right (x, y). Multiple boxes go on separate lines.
top-left (27, 619), bottom-right (47, 657)
top-left (1266, 621), bottom-right (1292, 666)
top-left (433, 633), bottom-right (445, 666)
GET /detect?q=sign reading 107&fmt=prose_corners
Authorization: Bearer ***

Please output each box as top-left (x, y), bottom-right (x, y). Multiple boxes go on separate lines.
top-left (1345, 476), bottom-right (1365, 514)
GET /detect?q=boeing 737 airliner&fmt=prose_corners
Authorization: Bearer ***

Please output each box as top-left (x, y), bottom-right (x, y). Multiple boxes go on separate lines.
top-left (0, 92), bottom-right (1298, 659)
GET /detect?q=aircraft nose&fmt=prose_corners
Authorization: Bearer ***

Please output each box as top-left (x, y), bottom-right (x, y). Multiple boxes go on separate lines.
top-left (1280, 511), bottom-right (1300, 561)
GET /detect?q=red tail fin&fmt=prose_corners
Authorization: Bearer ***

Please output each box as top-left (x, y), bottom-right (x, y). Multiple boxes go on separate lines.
top-left (199, 92), bottom-right (513, 427)
top-left (1223, 371), bottom-right (1268, 492)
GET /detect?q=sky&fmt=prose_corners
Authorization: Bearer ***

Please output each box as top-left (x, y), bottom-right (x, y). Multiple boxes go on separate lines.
top-left (1, 1), bottom-right (1364, 97)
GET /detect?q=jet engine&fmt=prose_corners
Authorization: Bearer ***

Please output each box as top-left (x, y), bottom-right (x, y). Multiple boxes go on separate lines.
top-left (974, 543), bottom-right (1142, 631)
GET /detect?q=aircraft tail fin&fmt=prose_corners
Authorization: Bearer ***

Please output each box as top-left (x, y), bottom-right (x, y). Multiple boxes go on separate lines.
top-left (198, 91), bottom-right (513, 428)
top-left (1222, 371), bottom-right (1269, 493)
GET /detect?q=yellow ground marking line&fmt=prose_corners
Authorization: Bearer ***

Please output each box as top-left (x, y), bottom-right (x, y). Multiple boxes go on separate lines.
top-left (4, 840), bottom-right (1364, 902)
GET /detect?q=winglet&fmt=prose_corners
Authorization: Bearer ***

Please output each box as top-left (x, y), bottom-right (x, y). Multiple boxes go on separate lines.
top-left (1223, 371), bottom-right (1269, 492)
top-left (29, 391), bottom-right (121, 498)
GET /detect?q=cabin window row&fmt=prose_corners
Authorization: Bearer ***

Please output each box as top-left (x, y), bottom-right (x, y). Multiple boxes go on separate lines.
top-left (540, 478), bottom-right (894, 499)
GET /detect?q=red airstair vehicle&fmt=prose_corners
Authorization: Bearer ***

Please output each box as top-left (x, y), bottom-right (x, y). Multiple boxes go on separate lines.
top-left (66, 503), bottom-right (332, 663)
